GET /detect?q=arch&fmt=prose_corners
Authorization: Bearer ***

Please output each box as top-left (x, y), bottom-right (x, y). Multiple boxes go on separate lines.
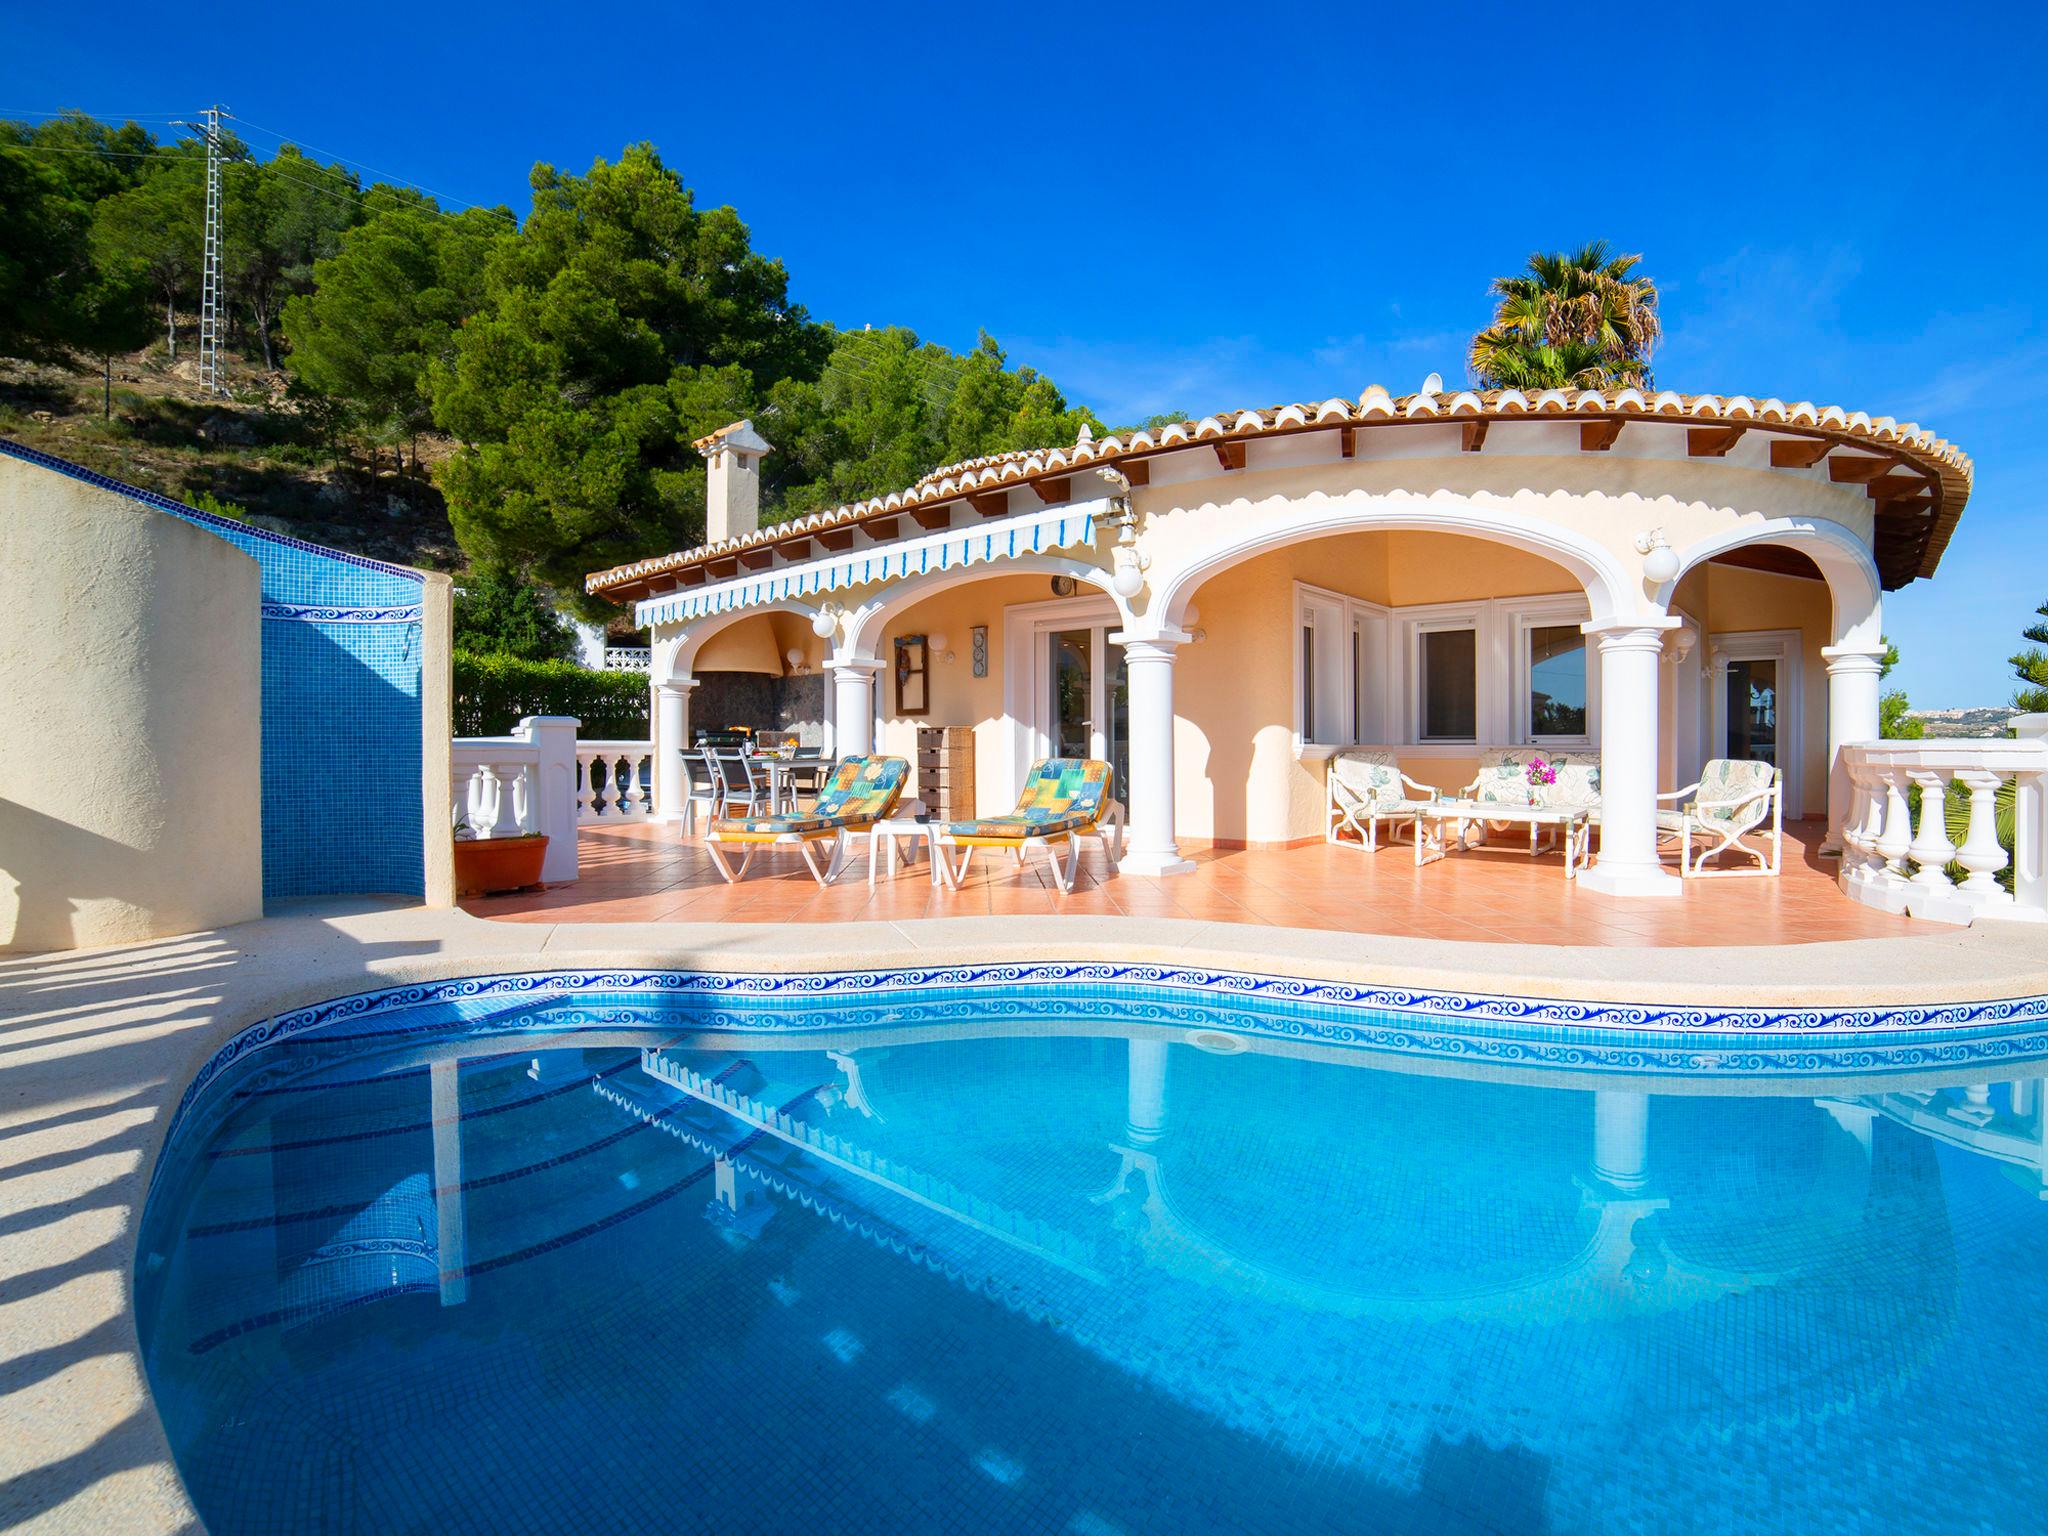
top-left (839, 553), bottom-right (1125, 660)
top-left (1145, 490), bottom-right (1638, 635)
top-left (653, 598), bottom-right (825, 684)
top-left (1658, 517), bottom-right (1882, 650)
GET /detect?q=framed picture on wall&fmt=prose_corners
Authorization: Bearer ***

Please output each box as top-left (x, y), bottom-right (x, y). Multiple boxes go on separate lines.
top-left (894, 634), bottom-right (930, 716)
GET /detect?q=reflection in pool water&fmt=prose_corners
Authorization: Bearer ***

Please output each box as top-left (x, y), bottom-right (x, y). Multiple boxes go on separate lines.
top-left (138, 993), bottom-right (2048, 1534)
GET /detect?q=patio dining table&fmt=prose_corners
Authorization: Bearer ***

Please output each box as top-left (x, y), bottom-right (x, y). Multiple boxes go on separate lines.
top-left (1413, 799), bottom-right (1594, 879)
top-left (756, 754), bottom-right (830, 815)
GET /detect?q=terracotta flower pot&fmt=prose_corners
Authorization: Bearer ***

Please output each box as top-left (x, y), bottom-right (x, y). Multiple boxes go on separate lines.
top-left (454, 834), bottom-right (549, 897)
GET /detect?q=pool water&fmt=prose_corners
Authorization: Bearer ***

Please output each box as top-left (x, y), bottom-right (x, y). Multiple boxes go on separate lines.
top-left (138, 988), bottom-right (2048, 1534)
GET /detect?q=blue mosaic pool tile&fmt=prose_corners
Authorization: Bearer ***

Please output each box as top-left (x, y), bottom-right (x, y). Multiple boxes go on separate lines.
top-left (1, 437), bottom-right (429, 900)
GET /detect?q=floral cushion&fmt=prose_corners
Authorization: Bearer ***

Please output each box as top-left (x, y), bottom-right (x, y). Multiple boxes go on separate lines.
top-left (1470, 749), bottom-right (1600, 809)
top-left (1329, 751), bottom-right (1434, 811)
top-left (1691, 758), bottom-right (1776, 829)
top-left (1540, 761), bottom-right (1601, 810)
top-left (1469, 761), bottom-right (1536, 806)
top-left (810, 755), bottom-right (910, 823)
top-left (712, 813), bottom-right (839, 838)
top-left (712, 754), bottom-right (906, 839)
top-left (944, 758), bottom-right (1109, 841)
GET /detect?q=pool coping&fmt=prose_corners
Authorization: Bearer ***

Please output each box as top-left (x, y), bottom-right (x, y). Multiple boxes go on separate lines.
top-left (8, 899), bottom-right (2048, 1532)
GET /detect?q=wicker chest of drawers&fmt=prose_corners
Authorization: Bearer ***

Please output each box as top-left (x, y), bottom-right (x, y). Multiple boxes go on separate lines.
top-left (915, 725), bottom-right (975, 822)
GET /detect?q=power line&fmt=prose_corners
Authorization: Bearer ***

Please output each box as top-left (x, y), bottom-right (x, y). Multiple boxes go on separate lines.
top-left (0, 107), bottom-right (189, 122)
top-left (228, 112), bottom-right (516, 225)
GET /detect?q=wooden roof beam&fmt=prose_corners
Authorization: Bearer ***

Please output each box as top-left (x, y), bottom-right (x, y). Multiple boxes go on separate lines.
top-left (1121, 459), bottom-right (1150, 487)
top-left (1030, 476), bottom-right (1072, 504)
top-left (777, 536), bottom-right (812, 560)
top-left (969, 491), bottom-right (1009, 517)
top-left (1768, 437), bottom-right (1833, 469)
top-left (1211, 440), bottom-right (1247, 471)
top-left (863, 515), bottom-right (899, 541)
top-left (909, 505), bottom-right (952, 531)
top-left (1686, 425), bottom-right (1746, 458)
top-left (1461, 419), bottom-right (1489, 453)
top-left (737, 547), bottom-right (775, 571)
top-left (814, 527), bottom-right (855, 552)
top-left (1339, 425), bottom-right (1356, 459)
top-left (1580, 419), bottom-right (1624, 452)
top-left (1866, 473), bottom-right (1932, 503)
top-left (1827, 454), bottom-right (1893, 483)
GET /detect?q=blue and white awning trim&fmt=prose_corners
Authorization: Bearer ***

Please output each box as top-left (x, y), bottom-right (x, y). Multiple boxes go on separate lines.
top-left (260, 601), bottom-right (425, 624)
top-left (636, 499), bottom-right (1107, 628)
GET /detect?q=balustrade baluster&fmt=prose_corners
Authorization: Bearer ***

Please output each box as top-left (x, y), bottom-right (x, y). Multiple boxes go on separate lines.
top-left (513, 764), bottom-right (536, 834)
top-left (1907, 770), bottom-right (1958, 889)
top-left (466, 764), bottom-right (502, 839)
top-left (1954, 770), bottom-right (2010, 894)
top-left (1876, 772), bottom-right (1914, 880)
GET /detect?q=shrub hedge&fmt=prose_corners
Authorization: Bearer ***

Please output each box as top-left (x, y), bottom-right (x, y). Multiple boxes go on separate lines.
top-left (453, 649), bottom-right (650, 740)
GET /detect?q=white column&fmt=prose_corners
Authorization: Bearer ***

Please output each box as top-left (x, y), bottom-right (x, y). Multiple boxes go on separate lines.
top-left (1821, 644), bottom-right (1886, 853)
top-left (830, 658), bottom-right (882, 758)
top-left (1581, 622), bottom-right (1682, 898)
top-left (1110, 630), bottom-right (1194, 876)
top-left (652, 679), bottom-right (695, 823)
top-left (2015, 714), bottom-right (2048, 914)
top-left (1126, 1038), bottom-right (1171, 1146)
top-left (514, 715), bottom-right (580, 883)
top-left (1592, 1090), bottom-right (1649, 1191)
top-left (431, 1059), bottom-right (467, 1307)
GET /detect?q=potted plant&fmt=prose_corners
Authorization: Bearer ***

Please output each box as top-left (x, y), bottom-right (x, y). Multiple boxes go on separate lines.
top-left (453, 830), bottom-right (549, 896)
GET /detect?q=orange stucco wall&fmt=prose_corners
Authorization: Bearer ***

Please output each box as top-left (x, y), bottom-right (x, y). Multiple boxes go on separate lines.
top-left (838, 536), bottom-right (1838, 843)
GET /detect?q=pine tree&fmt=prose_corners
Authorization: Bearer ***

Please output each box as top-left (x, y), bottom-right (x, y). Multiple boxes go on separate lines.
top-left (2010, 601), bottom-right (2048, 712)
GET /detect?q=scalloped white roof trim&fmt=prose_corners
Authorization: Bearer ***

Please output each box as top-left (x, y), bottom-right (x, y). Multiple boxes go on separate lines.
top-left (588, 386), bottom-right (1973, 593)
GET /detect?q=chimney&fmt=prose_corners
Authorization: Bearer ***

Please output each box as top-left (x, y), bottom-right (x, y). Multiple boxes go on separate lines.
top-left (695, 419), bottom-right (773, 545)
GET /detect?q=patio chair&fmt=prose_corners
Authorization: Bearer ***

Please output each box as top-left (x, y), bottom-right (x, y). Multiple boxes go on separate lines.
top-left (934, 758), bottom-right (1124, 894)
top-left (703, 755), bottom-right (911, 885)
top-left (1326, 750), bottom-right (1438, 851)
top-left (1655, 759), bottom-right (1782, 877)
top-left (712, 749), bottom-right (771, 821)
top-left (677, 748), bottom-right (723, 838)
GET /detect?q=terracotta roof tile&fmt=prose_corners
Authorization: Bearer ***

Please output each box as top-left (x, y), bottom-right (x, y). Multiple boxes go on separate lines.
top-left (589, 387), bottom-right (1973, 599)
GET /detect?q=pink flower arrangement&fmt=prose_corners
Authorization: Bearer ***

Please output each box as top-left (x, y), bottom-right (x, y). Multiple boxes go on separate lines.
top-left (1525, 756), bottom-right (1558, 788)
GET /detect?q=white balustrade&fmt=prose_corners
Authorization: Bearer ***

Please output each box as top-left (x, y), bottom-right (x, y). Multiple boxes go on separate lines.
top-left (1838, 718), bottom-right (2048, 925)
top-left (450, 715), bottom-right (581, 883)
top-left (601, 647), bottom-right (653, 672)
top-left (574, 740), bottom-right (655, 823)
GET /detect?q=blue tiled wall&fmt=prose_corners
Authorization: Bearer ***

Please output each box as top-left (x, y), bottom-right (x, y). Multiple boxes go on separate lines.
top-left (2, 439), bottom-right (430, 901)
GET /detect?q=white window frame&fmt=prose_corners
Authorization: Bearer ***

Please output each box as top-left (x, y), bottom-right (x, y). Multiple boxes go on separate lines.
top-left (1708, 628), bottom-right (1803, 817)
top-left (1390, 592), bottom-right (1595, 752)
top-left (1292, 581), bottom-right (1388, 756)
top-left (1406, 603), bottom-right (1490, 746)
top-left (1509, 596), bottom-right (1597, 747)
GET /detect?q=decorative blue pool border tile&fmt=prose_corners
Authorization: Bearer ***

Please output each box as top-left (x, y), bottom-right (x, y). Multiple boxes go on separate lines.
top-left (167, 964), bottom-right (2048, 1140)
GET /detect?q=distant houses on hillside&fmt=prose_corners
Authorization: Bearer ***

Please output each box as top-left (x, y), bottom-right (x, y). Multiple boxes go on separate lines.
top-left (1905, 706), bottom-right (2023, 738)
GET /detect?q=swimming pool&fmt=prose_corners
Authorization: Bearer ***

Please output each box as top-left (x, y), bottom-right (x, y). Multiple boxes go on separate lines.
top-left (138, 969), bottom-right (2048, 1534)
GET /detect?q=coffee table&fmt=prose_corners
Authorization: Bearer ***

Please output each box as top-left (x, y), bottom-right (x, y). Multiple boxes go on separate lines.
top-left (1413, 799), bottom-right (1593, 878)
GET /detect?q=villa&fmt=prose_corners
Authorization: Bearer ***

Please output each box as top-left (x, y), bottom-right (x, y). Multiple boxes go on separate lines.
top-left (576, 384), bottom-right (2031, 922)
top-left (7, 387), bottom-right (2048, 1536)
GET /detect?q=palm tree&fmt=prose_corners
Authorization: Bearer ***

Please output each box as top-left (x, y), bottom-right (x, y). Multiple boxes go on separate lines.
top-left (1467, 242), bottom-right (1661, 390)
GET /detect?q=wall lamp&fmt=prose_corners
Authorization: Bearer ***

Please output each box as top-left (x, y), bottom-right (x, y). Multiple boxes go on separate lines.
top-left (1634, 529), bottom-right (1680, 584)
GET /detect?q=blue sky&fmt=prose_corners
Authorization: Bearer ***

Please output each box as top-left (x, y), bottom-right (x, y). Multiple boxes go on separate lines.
top-left (8, 3), bottom-right (2042, 704)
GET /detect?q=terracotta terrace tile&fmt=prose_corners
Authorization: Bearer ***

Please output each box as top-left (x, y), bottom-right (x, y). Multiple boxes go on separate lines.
top-left (459, 818), bottom-right (1920, 947)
